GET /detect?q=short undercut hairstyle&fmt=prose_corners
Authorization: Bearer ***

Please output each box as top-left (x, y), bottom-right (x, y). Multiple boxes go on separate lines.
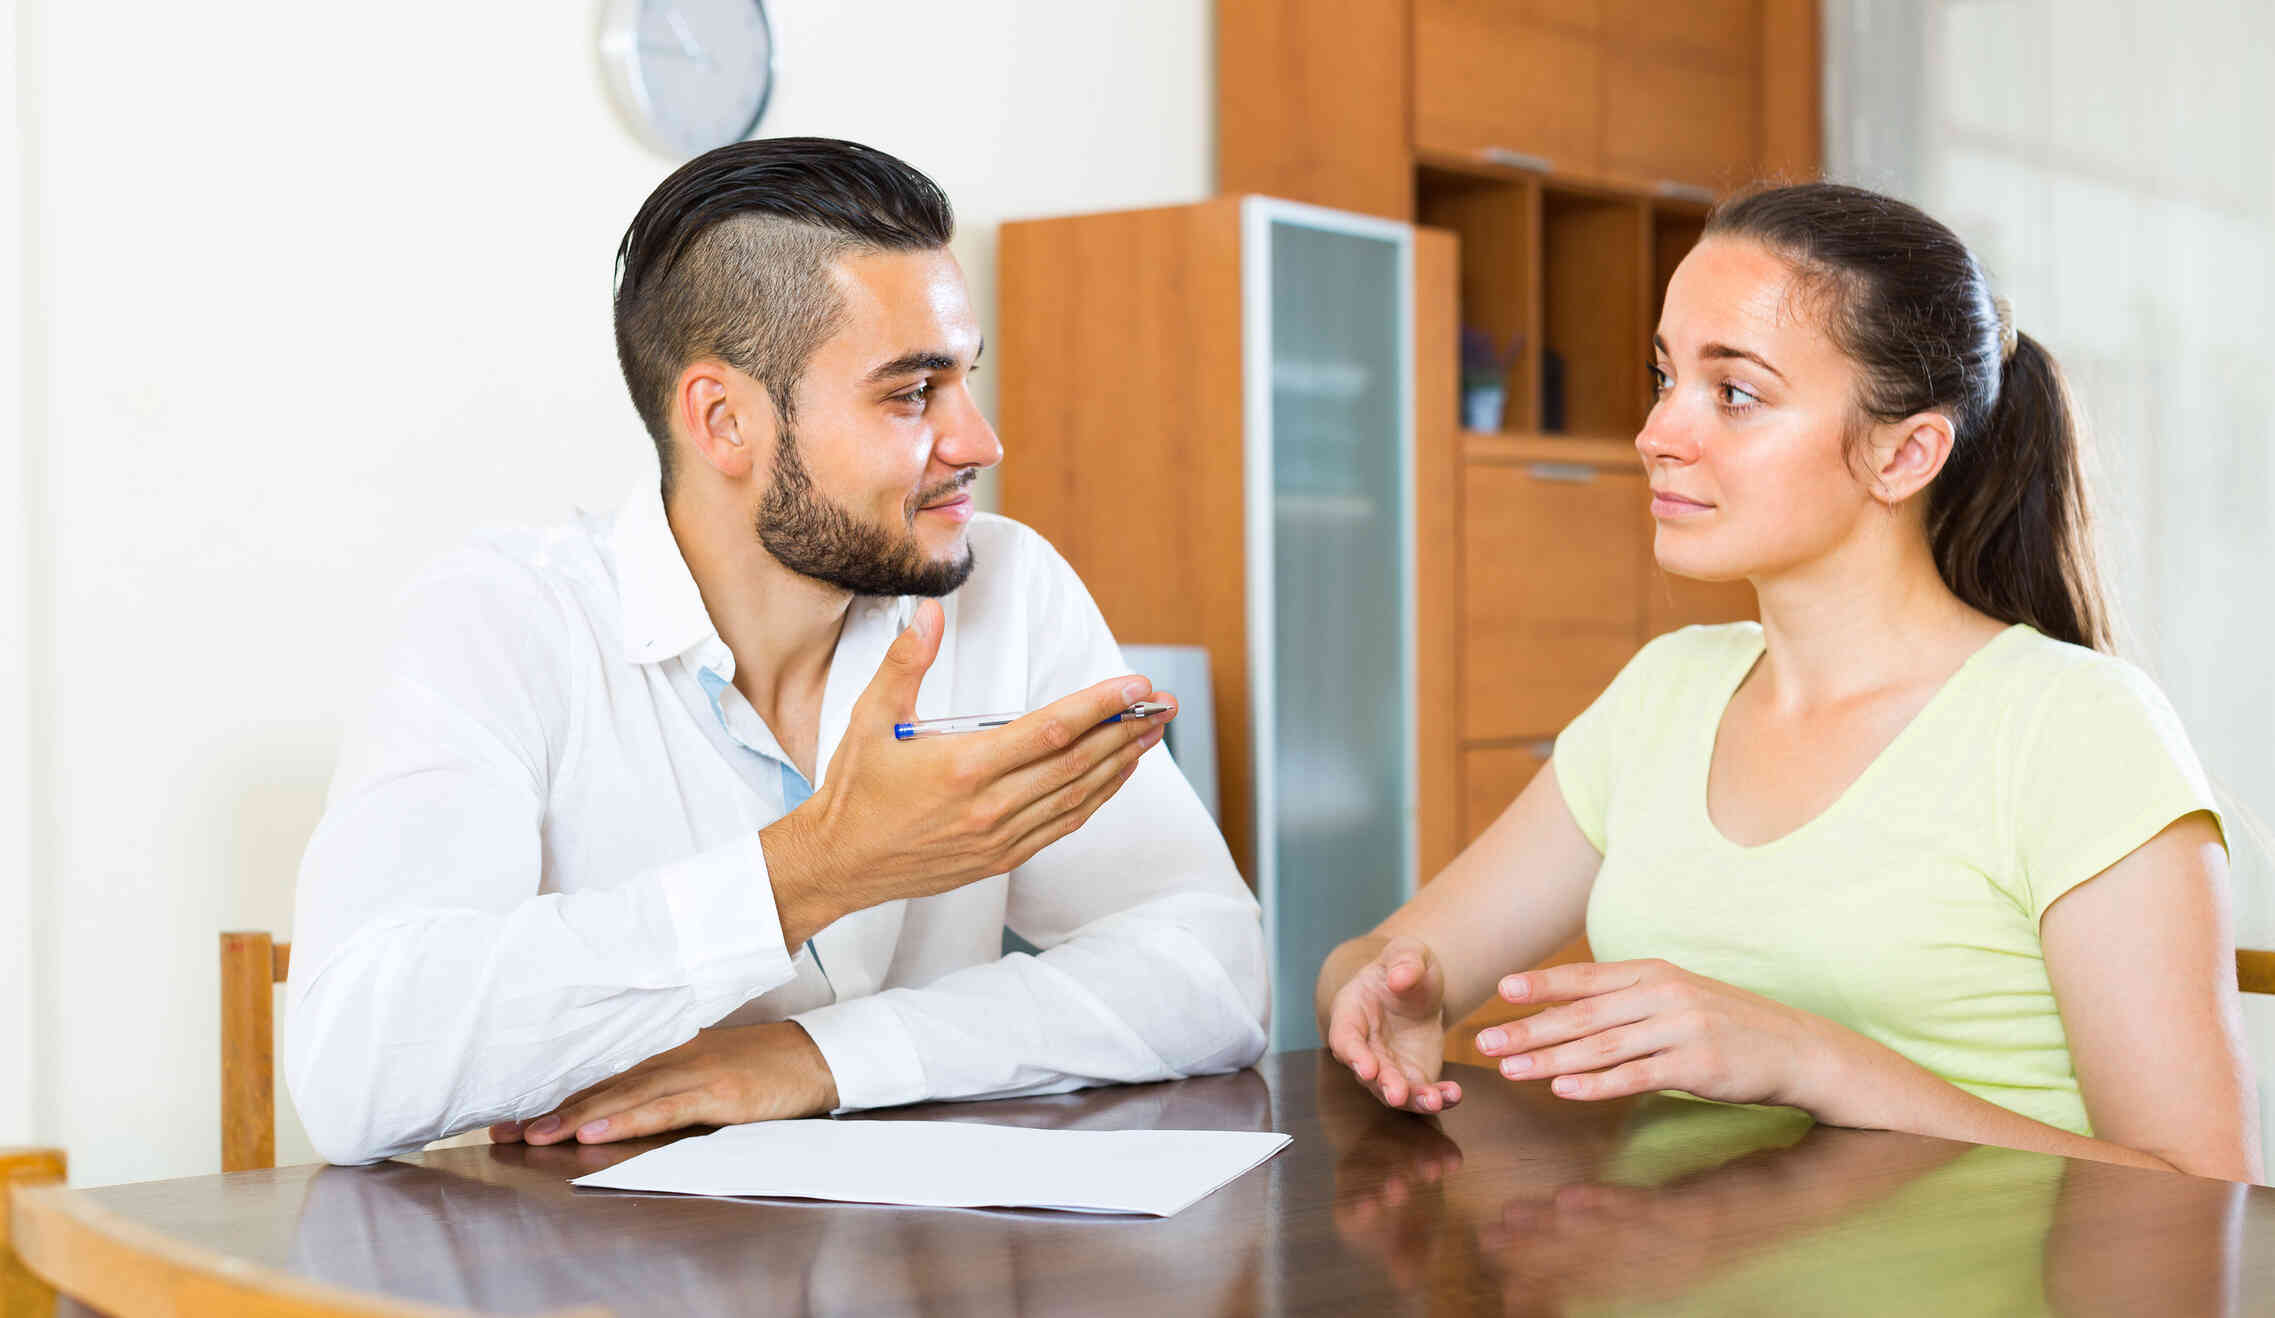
top-left (612, 137), bottom-right (956, 489)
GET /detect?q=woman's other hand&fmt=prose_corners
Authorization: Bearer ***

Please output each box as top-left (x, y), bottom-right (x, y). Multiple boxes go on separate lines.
top-left (1326, 936), bottom-right (1464, 1114)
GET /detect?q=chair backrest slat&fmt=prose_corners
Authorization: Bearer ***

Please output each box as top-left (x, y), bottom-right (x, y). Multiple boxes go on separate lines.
top-left (219, 932), bottom-right (281, 1173)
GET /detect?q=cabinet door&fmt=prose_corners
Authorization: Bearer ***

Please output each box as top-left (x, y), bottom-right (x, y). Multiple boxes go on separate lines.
top-left (1459, 742), bottom-right (1550, 850)
top-left (1412, 0), bottom-right (1601, 172)
top-left (1259, 209), bottom-right (1412, 1053)
top-left (1643, 568), bottom-right (1759, 639)
top-left (1218, 0), bottom-right (1412, 219)
top-left (1461, 462), bottom-right (1648, 740)
top-left (1600, 45), bottom-right (1759, 190)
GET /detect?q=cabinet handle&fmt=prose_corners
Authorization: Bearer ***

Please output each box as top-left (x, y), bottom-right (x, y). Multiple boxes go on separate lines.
top-left (1655, 179), bottom-right (1716, 204)
top-left (1481, 146), bottom-right (1553, 173)
top-left (1526, 461), bottom-right (1599, 484)
top-left (1523, 739), bottom-right (1558, 758)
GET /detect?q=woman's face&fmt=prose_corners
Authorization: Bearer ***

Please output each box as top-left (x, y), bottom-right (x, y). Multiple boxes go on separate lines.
top-left (1641, 237), bottom-right (1884, 583)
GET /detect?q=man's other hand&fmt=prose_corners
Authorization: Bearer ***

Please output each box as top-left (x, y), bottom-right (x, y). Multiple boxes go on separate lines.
top-left (493, 1021), bottom-right (838, 1146)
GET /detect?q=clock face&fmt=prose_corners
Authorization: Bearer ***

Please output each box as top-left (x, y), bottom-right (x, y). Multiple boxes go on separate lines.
top-left (604, 0), bottom-right (775, 159)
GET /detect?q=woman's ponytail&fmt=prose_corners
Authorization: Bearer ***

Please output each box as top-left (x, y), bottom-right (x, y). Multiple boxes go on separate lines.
top-left (1706, 185), bottom-right (2116, 652)
top-left (1927, 332), bottom-right (2110, 651)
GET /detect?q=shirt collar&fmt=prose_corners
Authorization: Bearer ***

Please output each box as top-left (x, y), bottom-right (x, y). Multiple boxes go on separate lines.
top-left (608, 482), bottom-right (721, 666)
top-left (605, 481), bottom-right (924, 668)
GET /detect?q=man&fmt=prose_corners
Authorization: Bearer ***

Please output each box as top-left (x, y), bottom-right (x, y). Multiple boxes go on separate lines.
top-left (284, 137), bottom-right (1268, 1165)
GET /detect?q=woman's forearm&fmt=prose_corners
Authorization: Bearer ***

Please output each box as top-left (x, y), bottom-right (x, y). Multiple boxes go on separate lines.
top-left (1809, 1032), bottom-right (2205, 1178)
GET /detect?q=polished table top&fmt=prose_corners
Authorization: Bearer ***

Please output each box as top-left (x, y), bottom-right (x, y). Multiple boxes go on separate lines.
top-left (74, 1051), bottom-right (2275, 1315)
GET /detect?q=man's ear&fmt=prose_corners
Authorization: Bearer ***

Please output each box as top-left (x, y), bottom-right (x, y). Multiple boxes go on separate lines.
top-left (1866, 410), bottom-right (1956, 507)
top-left (671, 359), bottom-right (776, 482)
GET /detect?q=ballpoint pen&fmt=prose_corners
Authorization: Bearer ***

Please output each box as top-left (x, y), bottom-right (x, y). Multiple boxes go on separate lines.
top-left (894, 701), bottom-right (1171, 741)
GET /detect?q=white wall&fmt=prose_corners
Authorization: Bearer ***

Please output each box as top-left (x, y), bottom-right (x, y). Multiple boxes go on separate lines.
top-left (11, 0), bottom-right (1211, 1186)
top-left (1827, 0), bottom-right (2275, 1167)
top-left (5, 0), bottom-right (43, 1148)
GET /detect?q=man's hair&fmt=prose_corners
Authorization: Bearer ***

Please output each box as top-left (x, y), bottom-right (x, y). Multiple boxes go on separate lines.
top-left (612, 137), bottom-right (955, 489)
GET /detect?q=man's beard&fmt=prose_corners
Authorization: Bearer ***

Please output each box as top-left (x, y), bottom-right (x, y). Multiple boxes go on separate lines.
top-left (756, 428), bottom-right (976, 598)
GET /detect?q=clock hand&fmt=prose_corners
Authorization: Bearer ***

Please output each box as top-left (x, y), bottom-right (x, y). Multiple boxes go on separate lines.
top-left (664, 9), bottom-right (717, 71)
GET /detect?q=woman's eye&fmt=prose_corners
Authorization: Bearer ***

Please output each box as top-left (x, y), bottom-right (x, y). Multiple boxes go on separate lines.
top-left (1719, 382), bottom-right (1760, 408)
top-left (1647, 364), bottom-right (1671, 393)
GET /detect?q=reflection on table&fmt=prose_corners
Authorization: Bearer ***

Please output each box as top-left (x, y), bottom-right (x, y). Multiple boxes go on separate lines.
top-left (67, 1053), bottom-right (2274, 1316)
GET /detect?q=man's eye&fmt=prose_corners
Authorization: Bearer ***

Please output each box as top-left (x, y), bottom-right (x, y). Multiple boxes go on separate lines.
top-left (895, 383), bottom-right (930, 407)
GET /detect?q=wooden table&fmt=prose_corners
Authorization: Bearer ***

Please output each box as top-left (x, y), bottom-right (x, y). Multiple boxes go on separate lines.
top-left (62, 1051), bottom-right (2275, 1315)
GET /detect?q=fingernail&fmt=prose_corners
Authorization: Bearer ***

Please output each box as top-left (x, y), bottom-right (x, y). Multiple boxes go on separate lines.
top-left (494, 1120), bottom-right (524, 1138)
top-left (528, 1116), bottom-right (560, 1138)
top-left (1552, 1076), bottom-right (1578, 1096)
top-left (1501, 975), bottom-right (1527, 1001)
top-left (1501, 1055), bottom-right (1533, 1077)
top-left (1120, 679), bottom-right (1150, 703)
top-left (1478, 1029), bottom-right (1506, 1052)
top-left (577, 1119), bottom-right (610, 1141)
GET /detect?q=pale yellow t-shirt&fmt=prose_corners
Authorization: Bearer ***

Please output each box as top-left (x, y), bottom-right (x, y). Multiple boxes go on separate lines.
top-left (1554, 622), bottom-right (2224, 1137)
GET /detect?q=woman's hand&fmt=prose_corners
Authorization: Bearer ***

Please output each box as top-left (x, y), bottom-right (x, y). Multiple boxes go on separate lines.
top-left (1470, 958), bottom-right (1848, 1112)
top-left (1325, 936), bottom-right (1464, 1114)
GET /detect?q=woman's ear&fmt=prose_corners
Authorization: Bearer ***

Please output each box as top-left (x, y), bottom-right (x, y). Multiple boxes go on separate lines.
top-left (1866, 410), bottom-right (1956, 507)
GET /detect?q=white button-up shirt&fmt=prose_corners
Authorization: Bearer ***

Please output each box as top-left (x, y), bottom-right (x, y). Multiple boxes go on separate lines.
top-left (284, 485), bottom-right (1269, 1165)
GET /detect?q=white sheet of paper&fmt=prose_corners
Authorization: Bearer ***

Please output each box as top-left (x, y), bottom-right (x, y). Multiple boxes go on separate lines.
top-left (570, 1119), bottom-right (1291, 1218)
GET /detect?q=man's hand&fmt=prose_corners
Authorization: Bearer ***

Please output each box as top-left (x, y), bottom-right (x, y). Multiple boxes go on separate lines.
top-left (764, 597), bottom-right (1172, 947)
top-left (494, 1022), bottom-right (838, 1146)
top-left (1324, 935), bottom-right (1463, 1114)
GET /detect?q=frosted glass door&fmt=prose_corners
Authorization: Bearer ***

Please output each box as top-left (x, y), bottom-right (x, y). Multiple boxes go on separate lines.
top-left (1259, 210), bottom-right (1413, 1052)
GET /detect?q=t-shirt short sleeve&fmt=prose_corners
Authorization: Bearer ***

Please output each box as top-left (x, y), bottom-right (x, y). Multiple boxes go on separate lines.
top-left (1552, 670), bottom-right (1623, 855)
top-left (2006, 655), bottom-right (2225, 922)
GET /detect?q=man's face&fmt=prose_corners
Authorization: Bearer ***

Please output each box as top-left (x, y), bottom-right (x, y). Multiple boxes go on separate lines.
top-left (756, 246), bottom-right (1000, 597)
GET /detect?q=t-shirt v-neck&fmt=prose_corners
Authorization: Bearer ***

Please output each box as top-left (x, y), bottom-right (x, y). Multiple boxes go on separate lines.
top-left (1695, 624), bottom-right (2026, 855)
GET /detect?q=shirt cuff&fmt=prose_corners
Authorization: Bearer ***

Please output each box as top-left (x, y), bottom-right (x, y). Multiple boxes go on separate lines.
top-left (793, 992), bottom-right (929, 1112)
top-left (656, 832), bottom-right (797, 991)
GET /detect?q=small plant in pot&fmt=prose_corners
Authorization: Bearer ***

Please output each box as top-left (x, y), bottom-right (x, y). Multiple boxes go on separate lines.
top-left (1460, 328), bottom-right (1521, 433)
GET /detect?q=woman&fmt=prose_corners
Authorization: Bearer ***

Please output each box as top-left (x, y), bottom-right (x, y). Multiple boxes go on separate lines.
top-left (1318, 183), bottom-right (2259, 1181)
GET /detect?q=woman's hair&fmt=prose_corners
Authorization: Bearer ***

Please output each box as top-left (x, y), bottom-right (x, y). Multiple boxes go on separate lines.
top-left (1704, 183), bottom-right (2112, 652)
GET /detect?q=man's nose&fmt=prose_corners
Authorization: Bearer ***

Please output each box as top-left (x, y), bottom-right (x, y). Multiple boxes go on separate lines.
top-left (934, 391), bottom-right (1004, 472)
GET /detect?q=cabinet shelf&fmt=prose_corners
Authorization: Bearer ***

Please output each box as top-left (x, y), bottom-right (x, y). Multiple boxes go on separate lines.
top-left (1462, 432), bottom-right (1640, 469)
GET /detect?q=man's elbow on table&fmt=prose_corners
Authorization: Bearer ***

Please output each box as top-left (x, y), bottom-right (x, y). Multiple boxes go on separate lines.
top-left (282, 974), bottom-right (433, 1167)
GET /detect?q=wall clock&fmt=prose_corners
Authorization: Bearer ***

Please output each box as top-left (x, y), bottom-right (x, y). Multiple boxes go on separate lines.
top-left (601, 0), bottom-right (777, 158)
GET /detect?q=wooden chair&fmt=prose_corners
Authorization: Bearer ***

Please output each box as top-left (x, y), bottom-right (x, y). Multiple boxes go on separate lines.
top-left (4, 1147), bottom-right (607, 1316)
top-left (221, 931), bottom-right (292, 1173)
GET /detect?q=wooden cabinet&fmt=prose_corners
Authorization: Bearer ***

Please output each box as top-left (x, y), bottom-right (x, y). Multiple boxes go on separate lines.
top-left (1461, 462), bottom-right (1646, 740)
top-left (1001, 199), bottom-right (1458, 1053)
top-left (1407, 0), bottom-right (1813, 196)
top-left (1217, 0), bottom-right (1414, 221)
top-left (1223, 0), bottom-right (1819, 215)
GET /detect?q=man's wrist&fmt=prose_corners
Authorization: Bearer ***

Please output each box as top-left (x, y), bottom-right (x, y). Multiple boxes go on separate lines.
top-left (780, 1021), bottom-right (840, 1114)
top-left (761, 810), bottom-right (845, 949)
